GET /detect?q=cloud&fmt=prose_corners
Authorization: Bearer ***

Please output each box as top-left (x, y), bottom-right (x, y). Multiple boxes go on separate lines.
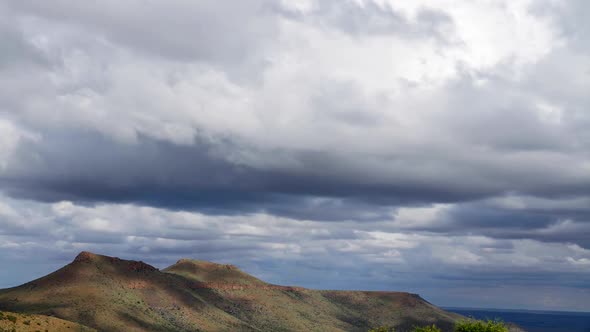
top-left (275, 0), bottom-right (454, 41)
top-left (5, 0), bottom-right (279, 66)
top-left (0, 0), bottom-right (589, 311)
top-left (1, 195), bottom-right (589, 311)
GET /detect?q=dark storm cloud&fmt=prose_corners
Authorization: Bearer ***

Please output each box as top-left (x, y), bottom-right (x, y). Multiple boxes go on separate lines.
top-left (0, 125), bottom-right (537, 220)
top-left (432, 269), bottom-right (590, 289)
top-left (1, 130), bottom-right (403, 220)
top-left (394, 198), bottom-right (590, 249)
top-left (0, 128), bottom-right (495, 222)
top-left (447, 204), bottom-right (556, 230)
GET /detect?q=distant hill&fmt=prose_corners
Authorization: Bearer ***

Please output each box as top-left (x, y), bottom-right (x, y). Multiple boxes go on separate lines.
top-left (0, 251), bottom-right (463, 332)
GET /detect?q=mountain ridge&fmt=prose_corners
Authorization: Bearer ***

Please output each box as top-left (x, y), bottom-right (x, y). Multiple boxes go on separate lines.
top-left (0, 251), bottom-right (463, 332)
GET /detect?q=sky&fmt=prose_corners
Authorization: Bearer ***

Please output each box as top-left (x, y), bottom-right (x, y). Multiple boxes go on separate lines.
top-left (0, 0), bottom-right (589, 312)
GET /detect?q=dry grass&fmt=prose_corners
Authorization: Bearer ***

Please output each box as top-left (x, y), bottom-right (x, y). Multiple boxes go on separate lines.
top-left (0, 310), bottom-right (96, 332)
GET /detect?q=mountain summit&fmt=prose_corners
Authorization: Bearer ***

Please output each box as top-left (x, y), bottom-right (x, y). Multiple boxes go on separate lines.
top-left (0, 251), bottom-right (462, 332)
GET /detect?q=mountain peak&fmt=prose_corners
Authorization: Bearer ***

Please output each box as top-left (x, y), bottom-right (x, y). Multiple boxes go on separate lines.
top-left (71, 251), bottom-right (157, 273)
top-left (72, 251), bottom-right (102, 263)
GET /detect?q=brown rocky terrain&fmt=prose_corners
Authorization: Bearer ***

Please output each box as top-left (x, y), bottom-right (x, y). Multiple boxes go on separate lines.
top-left (0, 251), bottom-right (465, 331)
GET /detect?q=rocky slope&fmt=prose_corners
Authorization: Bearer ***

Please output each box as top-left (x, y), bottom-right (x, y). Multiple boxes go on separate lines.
top-left (0, 251), bottom-right (464, 332)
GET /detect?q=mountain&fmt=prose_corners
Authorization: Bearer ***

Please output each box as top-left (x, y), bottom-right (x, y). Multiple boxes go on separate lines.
top-left (0, 251), bottom-right (463, 332)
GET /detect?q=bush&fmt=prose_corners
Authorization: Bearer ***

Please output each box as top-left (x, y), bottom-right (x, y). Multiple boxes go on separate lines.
top-left (368, 327), bottom-right (395, 332)
top-left (413, 324), bottom-right (442, 332)
top-left (455, 319), bottom-right (508, 332)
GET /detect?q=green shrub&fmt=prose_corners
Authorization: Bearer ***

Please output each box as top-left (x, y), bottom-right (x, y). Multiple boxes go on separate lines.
top-left (455, 319), bottom-right (508, 332)
top-left (368, 327), bottom-right (395, 332)
top-left (413, 324), bottom-right (442, 332)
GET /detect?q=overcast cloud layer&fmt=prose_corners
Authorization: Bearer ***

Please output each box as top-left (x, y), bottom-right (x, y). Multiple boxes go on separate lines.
top-left (0, 0), bottom-right (589, 311)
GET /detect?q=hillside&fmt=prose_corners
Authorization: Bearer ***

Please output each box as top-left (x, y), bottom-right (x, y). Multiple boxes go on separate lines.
top-left (0, 252), bottom-right (463, 332)
top-left (0, 310), bottom-right (96, 332)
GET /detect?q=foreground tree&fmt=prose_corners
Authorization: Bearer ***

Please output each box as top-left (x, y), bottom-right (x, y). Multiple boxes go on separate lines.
top-left (368, 319), bottom-right (509, 332)
top-left (454, 319), bottom-right (508, 332)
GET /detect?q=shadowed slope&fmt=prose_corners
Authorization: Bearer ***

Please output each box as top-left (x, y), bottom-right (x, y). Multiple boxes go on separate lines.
top-left (0, 252), bottom-right (464, 332)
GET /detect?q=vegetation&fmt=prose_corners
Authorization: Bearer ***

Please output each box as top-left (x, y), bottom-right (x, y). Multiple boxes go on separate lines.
top-left (369, 327), bottom-right (395, 332)
top-left (413, 324), bottom-right (442, 332)
top-left (0, 314), bottom-right (16, 324)
top-left (0, 311), bottom-right (95, 332)
top-left (369, 319), bottom-right (509, 332)
top-left (454, 319), bottom-right (508, 332)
